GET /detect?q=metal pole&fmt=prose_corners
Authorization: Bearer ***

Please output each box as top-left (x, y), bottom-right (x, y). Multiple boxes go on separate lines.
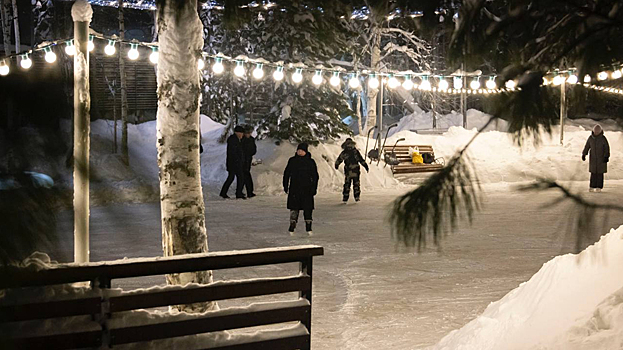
top-left (376, 76), bottom-right (384, 140)
top-left (72, 0), bottom-right (92, 263)
top-left (560, 78), bottom-right (566, 145)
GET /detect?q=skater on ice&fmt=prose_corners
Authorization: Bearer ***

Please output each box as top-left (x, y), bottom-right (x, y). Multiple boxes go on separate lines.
top-left (582, 124), bottom-right (610, 192)
top-left (283, 142), bottom-right (319, 235)
top-left (335, 138), bottom-right (369, 203)
top-left (220, 125), bottom-right (246, 199)
top-left (241, 125), bottom-right (257, 198)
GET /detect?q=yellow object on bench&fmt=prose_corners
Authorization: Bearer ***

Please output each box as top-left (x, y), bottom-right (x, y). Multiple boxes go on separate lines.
top-left (385, 144), bottom-right (444, 174)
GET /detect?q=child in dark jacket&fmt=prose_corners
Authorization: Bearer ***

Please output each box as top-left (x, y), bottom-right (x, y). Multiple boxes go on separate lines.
top-left (335, 138), bottom-right (369, 202)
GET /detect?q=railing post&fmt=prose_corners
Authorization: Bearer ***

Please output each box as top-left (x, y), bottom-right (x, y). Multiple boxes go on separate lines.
top-left (300, 257), bottom-right (313, 350)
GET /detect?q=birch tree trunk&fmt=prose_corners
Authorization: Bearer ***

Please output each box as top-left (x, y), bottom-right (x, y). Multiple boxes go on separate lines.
top-left (156, 0), bottom-right (214, 312)
top-left (10, 0), bottom-right (18, 53)
top-left (365, 26), bottom-right (381, 135)
top-left (118, 0), bottom-right (129, 165)
top-left (1, 0), bottom-right (11, 56)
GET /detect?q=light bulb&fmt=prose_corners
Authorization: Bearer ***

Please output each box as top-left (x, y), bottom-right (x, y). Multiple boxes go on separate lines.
top-left (65, 42), bottom-right (75, 56)
top-left (20, 55), bottom-right (32, 69)
top-left (597, 71), bottom-right (608, 80)
top-left (453, 77), bottom-right (463, 89)
top-left (612, 70), bottom-right (622, 79)
top-left (486, 79), bottom-right (496, 89)
top-left (87, 41), bottom-right (94, 52)
top-left (44, 49), bottom-right (56, 63)
top-left (292, 69), bottom-right (303, 83)
top-left (553, 75), bottom-right (564, 86)
top-left (419, 79), bottom-right (431, 90)
top-left (368, 75), bottom-right (379, 89)
top-left (438, 79), bottom-right (449, 90)
top-left (252, 64), bottom-right (264, 79)
top-left (105, 42), bottom-right (116, 56)
top-left (149, 49), bottom-right (158, 64)
top-left (329, 73), bottom-right (340, 87)
top-left (567, 74), bottom-right (578, 84)
top-left (198, 58), bottom-right (205, 70)
top-left (349, 75), bottom-right (360, 88)
top-left (470, 79), bottom-right (481, 89)
top-left (402, 77), bottom-right (414, 90)
top-left (312, 71), bottom-right (323, 85)
top-left (387, 76), bottom-right (400, 89)
top-left (583, 74), bottom-right (591, 83)
top-left (128, 45), bottom-right (139, 60)
top-left (0, 60), bottom-right (9, 76)
top-left (212, 60), bottom-right (224, 74)
top-left (273, 67), bottom-right (284, 81)
top-left (505, 80), bottom-right (516, 89)
top-left (234, 63), bottom-right (246, 77)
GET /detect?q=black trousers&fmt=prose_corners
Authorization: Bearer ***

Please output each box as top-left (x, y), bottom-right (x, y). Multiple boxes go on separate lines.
top-left (290, 209), bottom-right (313, 222)
top-left (590, 173), bottom-right (604, 189)
top-left (243, 169), bottom-right (254, 195)
top-left (343, 173), bottom-right (361, 200)
top-left (220, 170), bottom-right (244, 197)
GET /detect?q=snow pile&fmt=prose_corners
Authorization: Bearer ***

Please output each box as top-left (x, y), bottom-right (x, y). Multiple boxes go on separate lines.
top-left (429, 225), bottom-right (623, 350)
top-left (391, 109), bottom-right (509, 134)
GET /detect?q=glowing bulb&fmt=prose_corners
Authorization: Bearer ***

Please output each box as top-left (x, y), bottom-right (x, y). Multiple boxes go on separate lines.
top-left (486, 78), bottom-right (496, 89)
top-left (273, 67), bottom-right (284, 81)
top-left (198, 58), bottom-right (205, 70)
top-left (402, 77), bottom-right (414, 90)
top-left (567, 74), bottom-right (578, 84)
top-left (368, 75), bottom-right (379, 89)
top-left (312, 70), bottom-right (323, 85)
top-left (212, 58), bottom-right (224, 74)
top-left (44, 48), bottom-right (56, 63)
top-left (0, 60), bottom-right (9, 76)
top-left (329, 72), bottom-right (340, 86)
top-left (348, 75), bottom-right (360, 88)
top-left (65, 41), bottom-right (75, 56)
top-left (20, 55), bottom-right (32, 69)
top-left (553, 75), bottom-right (564, 86)
top-left (438, 79), bottom-right (449, 90)
top-left (453, 77), bottom-right (463, 89)
top-left (612, 70), bottom-right (622, 79)
top-left (597, 71), bottom-right (608, 80)
top-left (128, 44), bottom-right (139, 60)
top-left (543, 77), bottom-right (550, 85)
top-left (105, 41), bottom-right (116, 56)
top-left (505, 80), bottom-right (516, 89)
top-left (149, 48), bottom-right (158, 64)
top-left (583, 74), bottom-right (591, 83)
top-left (292, 69), bottom-right (303, 83)
top-left (419, 78), bottom-right (431, 90)
top-left (252, 64), bottom-right (264, 79)
top-left (87, 41), bottom-right (94, 52)
top-left (387, 76), bottom-right (400, 89)
top-left (470, 78), bottom-right (481, 90)
top-left (234, 62), bottom-right (246, 77)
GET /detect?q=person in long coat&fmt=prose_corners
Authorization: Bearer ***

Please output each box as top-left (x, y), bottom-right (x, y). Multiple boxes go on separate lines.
top-left (582, 124), bottom-right (610, 192)
top-left (283, 143), bottom-right (319, 235)
top-left (220, 125), bottom-right (246, 199)
top-left (241, 126), bottom-right (257, 198)
top-left (335, 138), bottom-right (369, 202)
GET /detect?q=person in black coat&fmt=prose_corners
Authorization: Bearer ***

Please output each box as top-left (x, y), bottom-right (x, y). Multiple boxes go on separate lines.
top-left (241, 126), bottom-right (257, 198)
top-left (335, 138), bottom-right (369, 202)
top-left (283, 143), bottom-right (319, 235)
top-left (582, 124), bottom-right (610, 192)
top-left (220, 125), bottom-right (246, 199)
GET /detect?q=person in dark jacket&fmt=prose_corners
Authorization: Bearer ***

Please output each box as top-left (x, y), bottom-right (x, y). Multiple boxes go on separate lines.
top-left (241, 126), bottom-right (257, 198)
top-left (335, 138), bottom-right (369, 202)
top-left (582, 124), bottom-right (610, 192)
top-left (220, 125), bottom-right (246, 199)
top-left (283, 143), bottom-right (319, 235)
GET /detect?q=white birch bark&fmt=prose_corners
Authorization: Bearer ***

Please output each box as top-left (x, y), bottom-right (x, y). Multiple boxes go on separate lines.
top-left (365, 26), bottom-right (381, 135)
top-left (1, 0), bottom-right (11, 56)
top-left (156, 0), bottom-right (214, 312)
top-left (10, 0), bottom-right (18, 52)
top-left (118, 0), bottom-right (129, 164)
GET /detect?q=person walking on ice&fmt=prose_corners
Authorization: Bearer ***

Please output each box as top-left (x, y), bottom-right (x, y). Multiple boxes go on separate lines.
top-left (220, 125), bottom-right (246, 199)
top-left (283, 143), bottom-right (319, 235)
top-left (335, 138), bottom-right (369, 203)
top-left (582, 124), bottom-right (610, 192)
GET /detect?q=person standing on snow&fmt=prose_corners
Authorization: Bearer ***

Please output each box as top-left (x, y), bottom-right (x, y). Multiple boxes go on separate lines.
top-left (582, 124), bottom-right (610, 192)
top-left (220, 125), bottom-right (246, 199)
top-left (335, 138), bottom-right (369, 203)
top-left (283, 143), bottom-right (319, 235)
top-left (241, 126), bottom-right (257, 198)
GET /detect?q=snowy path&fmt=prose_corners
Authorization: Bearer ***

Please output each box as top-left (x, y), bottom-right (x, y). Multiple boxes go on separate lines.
top-left (52, 182), bottom-right (623, 349)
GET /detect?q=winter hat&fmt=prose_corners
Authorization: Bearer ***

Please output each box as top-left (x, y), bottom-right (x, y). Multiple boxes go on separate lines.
top-left (593, 124), bottom-right (603, 135)
top-left (234, 125), bottom-right (245, 133)
top-left (297, 142), bottom-right (309, 153)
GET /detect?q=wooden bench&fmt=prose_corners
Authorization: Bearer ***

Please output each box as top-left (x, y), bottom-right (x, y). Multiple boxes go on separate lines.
top-left (0, 245), bottom-right (323, 350)
top-left (386, 145), bottom-right (444, 174)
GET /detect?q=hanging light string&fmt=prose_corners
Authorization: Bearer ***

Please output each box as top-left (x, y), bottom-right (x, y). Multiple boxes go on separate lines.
top-left (1, 34), bottom-right (621, 97)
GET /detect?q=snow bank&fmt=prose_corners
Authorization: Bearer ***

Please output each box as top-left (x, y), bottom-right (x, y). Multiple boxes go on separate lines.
top-left (391, 109), bottom-right (509, 134)
top-left (429, 225), bottom-right (623, 350)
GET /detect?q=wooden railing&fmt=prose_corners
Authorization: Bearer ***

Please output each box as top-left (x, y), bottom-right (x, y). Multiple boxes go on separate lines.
top-left (0, 245), bottom-right (324, 350)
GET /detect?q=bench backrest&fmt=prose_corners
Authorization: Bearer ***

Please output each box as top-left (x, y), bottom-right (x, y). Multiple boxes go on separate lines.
top-left (0, 245), bottom-right (323, 350)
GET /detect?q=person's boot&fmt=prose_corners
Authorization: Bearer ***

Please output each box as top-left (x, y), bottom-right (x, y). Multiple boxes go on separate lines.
top-left (288, 220), bottom-right (297, 236)
top-left (305, 220), bottom-right (312, 235)
top-left (595, 188), bottom-right (602, 193)
top-left (342, 195), bottom-right (348, 203)
top-left (354, 197), bottom-right (360, 202)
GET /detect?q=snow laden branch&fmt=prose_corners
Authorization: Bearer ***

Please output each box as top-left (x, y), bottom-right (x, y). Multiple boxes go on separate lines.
top-left (379, 27), bottom-right (430, 68)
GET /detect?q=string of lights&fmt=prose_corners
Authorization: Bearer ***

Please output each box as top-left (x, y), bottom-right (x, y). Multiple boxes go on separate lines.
top-left (0, 34), bottom-right (621, 97)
